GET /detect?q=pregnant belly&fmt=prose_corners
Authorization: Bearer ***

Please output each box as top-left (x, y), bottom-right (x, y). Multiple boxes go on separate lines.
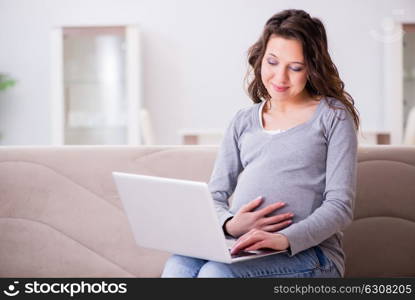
top-left (231, 170), bottom-right (323, 222)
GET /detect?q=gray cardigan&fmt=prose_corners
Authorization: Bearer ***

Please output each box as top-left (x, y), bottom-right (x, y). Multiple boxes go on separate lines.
top-left (208, 97), bottom-right (358, 276)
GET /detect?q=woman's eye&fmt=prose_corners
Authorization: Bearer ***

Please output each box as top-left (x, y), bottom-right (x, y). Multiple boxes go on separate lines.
top-left (290, 67), bottom-right (303, 72)
top-left (266, 58), bottom-right (303, 71)
top-left (267, 58), bottom-right (277, 65)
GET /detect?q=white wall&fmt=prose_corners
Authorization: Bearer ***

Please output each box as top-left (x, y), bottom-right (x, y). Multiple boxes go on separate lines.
top-left (0, 0), bottom-right (414, 145)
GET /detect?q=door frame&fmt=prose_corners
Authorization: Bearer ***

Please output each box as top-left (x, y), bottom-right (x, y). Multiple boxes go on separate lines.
top-left (382, 18), bottom-right (404, 144)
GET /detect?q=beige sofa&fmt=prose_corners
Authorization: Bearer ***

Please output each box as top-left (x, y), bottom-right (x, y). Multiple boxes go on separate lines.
top-left (0, 145), bottom-right (414, 277)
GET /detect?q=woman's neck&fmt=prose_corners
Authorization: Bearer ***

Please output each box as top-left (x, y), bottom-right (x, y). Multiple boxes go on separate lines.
top-left (266, 92), bottom-right (319, 114)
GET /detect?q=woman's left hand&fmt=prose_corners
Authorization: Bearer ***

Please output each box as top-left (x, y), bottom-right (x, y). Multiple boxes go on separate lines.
top-left (230, 229), bottom-right (290, 255)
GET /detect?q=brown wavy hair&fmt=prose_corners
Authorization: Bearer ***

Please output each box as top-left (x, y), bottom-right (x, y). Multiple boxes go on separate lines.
top-left (245, 9), bottom-right (360, 130)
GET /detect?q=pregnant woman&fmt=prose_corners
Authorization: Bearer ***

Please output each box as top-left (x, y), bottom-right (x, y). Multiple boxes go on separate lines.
top-left (162, 8), bottom-right (360, 278)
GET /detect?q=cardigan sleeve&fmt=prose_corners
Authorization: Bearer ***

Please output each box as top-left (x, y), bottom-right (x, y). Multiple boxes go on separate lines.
top-left (278, 106), bottom-right (358, 255)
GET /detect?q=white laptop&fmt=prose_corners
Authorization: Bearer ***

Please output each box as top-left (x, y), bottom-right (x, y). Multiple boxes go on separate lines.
top-left (112, 172), bottom-right (286, 263)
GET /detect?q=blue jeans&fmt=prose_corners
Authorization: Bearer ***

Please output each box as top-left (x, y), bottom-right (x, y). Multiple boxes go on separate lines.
top-left (161, 246), bottom-right (341, 278)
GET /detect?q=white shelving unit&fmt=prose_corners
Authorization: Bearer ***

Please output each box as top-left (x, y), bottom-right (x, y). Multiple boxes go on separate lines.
top-left (50, 25), bottom-right (142, 145)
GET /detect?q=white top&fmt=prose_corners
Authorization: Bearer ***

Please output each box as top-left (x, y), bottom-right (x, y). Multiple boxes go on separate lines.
top-left (259, 101), bottom-right (285, 134)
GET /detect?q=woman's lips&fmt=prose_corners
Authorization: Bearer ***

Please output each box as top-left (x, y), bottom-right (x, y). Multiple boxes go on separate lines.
top-left (272, 84), bottom-right (289, 92)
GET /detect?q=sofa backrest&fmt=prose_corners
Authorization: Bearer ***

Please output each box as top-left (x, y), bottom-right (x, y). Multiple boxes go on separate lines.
top-left (343, 146), bottom-right (415, 277)
top-left (0, 145), bottom-right (414, 277)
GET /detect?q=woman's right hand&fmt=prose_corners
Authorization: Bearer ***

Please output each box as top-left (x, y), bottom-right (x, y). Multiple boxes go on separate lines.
top-left (225, 196), bottom-right (294, 238)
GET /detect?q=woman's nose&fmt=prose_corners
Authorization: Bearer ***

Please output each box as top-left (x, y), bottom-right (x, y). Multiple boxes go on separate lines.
top-left (273, 67), bottom-right (289, 83)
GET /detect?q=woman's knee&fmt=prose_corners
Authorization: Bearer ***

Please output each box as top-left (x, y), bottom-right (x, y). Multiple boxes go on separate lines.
top-left (197, 261), bottom-right (235, 278)
top-left (161, 255), bottom-right (206, 278)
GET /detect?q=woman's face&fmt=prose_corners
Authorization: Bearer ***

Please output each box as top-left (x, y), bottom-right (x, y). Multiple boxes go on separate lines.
top-left (261, 34), bottom-right (308, 102)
